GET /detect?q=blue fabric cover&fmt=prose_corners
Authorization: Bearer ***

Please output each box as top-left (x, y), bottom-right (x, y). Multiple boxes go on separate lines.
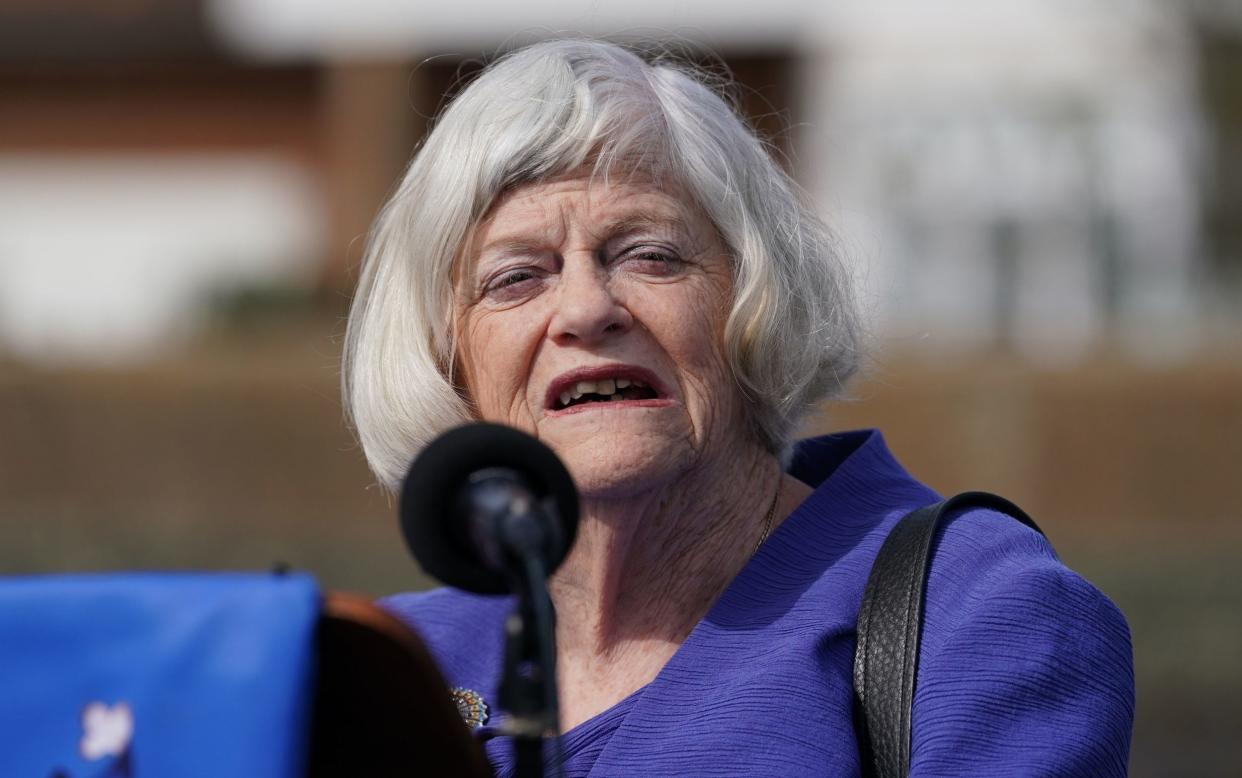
top-left (0, 572), bottom-right (320, 778)
top-left (382, 430), bottom-right (1135, 776)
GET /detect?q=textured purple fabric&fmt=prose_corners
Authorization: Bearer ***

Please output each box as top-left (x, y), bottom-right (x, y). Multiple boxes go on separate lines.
top-left (381, 430), bottom-right (1134, 776)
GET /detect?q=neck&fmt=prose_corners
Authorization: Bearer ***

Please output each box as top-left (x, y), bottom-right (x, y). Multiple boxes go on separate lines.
top-left (548, 440), bottom-right (809, 721)
top-left (548, 439), bottom-right (799, 656)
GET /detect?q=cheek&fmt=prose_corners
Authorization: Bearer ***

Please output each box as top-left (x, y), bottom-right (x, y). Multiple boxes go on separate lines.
top-left (652, 283), bottom-right (731, 373)
top-left (458, 311), bottom-right (542, 423)
top-left (640, 285), bottom-right (739, 419)
top-left (679, 328), bottom-right (738, 427)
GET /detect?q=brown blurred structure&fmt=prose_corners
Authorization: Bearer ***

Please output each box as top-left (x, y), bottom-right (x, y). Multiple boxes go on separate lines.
top-left (0, 3), bottom-right (798, 307)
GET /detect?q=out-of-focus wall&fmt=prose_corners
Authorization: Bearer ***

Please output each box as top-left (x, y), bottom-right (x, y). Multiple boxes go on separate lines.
top-left (807, 3), bottom-right (1209, 363)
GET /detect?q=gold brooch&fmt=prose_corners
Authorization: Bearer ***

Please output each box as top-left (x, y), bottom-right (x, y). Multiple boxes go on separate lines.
top-left (450, 687), bottom-right (490, 728)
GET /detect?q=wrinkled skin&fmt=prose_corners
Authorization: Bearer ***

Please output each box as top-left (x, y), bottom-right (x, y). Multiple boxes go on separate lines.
top-left (452, 173), bottom-right (810, 730)
top-left (454, 174), bottom-right (748, 499)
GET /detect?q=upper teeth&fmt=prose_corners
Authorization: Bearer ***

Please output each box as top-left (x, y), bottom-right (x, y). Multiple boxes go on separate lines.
top-left (559, 378), bottom-right (646, 406)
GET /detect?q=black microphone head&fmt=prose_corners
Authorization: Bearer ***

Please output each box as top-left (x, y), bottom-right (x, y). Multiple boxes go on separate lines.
top-left (400, 423), bottom-right (579, 594)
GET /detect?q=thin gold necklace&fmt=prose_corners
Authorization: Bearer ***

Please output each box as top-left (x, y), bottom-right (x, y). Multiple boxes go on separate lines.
top-left (752, 477), bottom-right (782, 555)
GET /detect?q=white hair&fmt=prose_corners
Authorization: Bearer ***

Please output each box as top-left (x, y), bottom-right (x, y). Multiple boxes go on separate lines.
top-left (343, 39), bottom-right (862, 491)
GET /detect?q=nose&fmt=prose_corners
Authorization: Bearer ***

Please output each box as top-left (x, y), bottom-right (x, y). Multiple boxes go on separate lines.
top-left (547, 258), bottom-right (633, 345)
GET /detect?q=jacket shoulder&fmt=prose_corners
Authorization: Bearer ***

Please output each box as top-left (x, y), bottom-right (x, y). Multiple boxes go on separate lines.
top-left (909, 504), bottom-right (1135, 776)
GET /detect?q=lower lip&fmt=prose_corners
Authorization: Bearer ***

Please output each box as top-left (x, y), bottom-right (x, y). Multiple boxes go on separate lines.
top-left (545, 398), bottom-right (674, 417)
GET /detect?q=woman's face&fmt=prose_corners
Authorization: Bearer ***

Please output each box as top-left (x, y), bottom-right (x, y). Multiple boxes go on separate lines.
top-left (453, 174), bottom-right (751, 498)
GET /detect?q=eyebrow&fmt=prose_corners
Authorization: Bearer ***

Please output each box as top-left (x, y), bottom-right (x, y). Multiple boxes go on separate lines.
top-left (475, 207), bottom-right (688, 259)
top-left (598, 209), bottom-right (687, 238)
top-left (474, 238), bottom-right (547, 262)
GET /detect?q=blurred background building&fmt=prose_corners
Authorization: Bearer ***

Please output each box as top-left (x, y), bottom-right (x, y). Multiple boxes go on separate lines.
top-left (1, 1), bottom-right (1239, 774)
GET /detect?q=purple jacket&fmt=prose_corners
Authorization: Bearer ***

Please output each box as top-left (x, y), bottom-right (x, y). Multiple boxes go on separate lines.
top-left (382, 430), bottom-right (1134, 776)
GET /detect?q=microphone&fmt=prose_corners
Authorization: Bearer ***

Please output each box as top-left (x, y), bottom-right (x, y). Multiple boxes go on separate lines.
top-left (400, 423), bottom-right (580, 595)
top-left (401, 423), bottom-right (576, 776)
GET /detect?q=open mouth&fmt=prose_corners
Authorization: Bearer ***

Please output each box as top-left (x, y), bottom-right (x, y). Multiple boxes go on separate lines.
top-left (552, 377), bottom-right (660, 411)
top-left (545, 366), bottom-right (667, 413)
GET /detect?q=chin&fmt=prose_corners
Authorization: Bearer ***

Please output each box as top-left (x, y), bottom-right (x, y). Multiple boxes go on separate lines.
top-left (552, 433), bottom-right (693, 501)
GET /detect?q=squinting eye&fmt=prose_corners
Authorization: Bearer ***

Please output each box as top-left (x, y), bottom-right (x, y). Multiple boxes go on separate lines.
top-left (496, 270), bottom-right (533, 287)
top-left (482, 267), bottom-right (542, 301)
top-left (634, 251), bottom-right (671, 263)
top-left (621, 248), bottom-right (682, 274)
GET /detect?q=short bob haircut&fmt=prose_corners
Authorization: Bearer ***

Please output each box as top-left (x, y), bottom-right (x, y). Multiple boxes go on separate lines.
top-left (344, 38), bottom-right (862, 491)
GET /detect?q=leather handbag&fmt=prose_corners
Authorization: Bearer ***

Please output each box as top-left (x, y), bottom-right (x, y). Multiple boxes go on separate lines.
top-left (852, 492), bottom-right (1045, 778)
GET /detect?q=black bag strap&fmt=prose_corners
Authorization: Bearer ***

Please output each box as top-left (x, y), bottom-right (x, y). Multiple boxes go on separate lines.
top-left (853, 491), bottom-right (1044, 778)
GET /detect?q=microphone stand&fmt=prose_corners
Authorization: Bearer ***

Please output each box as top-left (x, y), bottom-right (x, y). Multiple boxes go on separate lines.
top-left (474, 478), bottom-right (563, 778)
top-left (498, 554), bottom-right (562, 778)
top-left (400, 426), bottom-right (579, 778)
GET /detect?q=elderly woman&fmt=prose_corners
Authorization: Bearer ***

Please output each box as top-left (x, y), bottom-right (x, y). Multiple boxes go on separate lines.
top-left (344, 40), bottom-right (1134, 775)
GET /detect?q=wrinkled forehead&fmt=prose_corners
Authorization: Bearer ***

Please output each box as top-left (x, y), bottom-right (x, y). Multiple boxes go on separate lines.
top-left (492, 172), bottom-right (690, 226)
